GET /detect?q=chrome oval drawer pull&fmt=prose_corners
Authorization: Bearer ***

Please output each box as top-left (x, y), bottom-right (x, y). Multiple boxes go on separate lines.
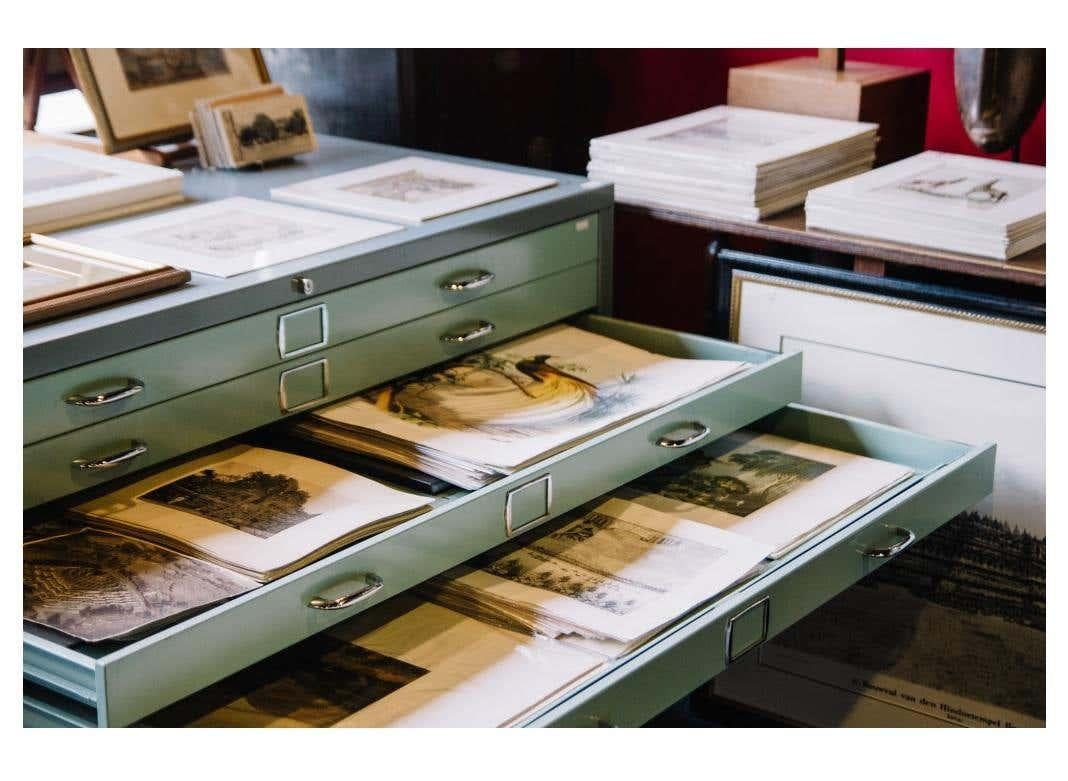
top-left (441, 320), bottom-right (496, 344)
top-left (65, 378), bottom-right (145, 407)
top-left (441, 269), bottom-right (495, 292)
top-left (307, 573), bottom-right (384, 610)
top-left (862, 526), bottom-right (917, 559)
top-left (71, 440), bottom-right (148, 471)
top-left (655, 423), bottom-right (711, 449)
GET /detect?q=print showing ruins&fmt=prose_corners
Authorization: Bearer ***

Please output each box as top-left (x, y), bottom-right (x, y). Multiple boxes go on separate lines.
top-left (771, 511), bottom-right (1046, 720)
top-left (633, 447), bottom-right (834, 517)
top-left (148, 635), bottom-right (428, 727)
top-left (117, 49), bottom-right (230, 91)
top-left (141, 467), bottom-right (319, 539)
top-left (343, 169), bottom-right (477, 203)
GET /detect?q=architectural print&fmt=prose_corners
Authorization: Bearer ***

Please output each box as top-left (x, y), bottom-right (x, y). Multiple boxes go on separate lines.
top-left (136, 211), bottom-right (323, 258)
top-left (343, 169), bottom-right (477, 202)
top-left (634, 447), bottom-right (834, 517)
top-left (362, 349), bottom-right (637, 441)
top-left (141, 467), bottom-right (319, 539)
top-left (117, 48), bottom-right (230, 90)
top-left (23, 529), bottom-right (254, 642)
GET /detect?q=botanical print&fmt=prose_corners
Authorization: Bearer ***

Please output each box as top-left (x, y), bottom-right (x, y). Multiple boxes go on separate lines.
top-left (23, 529), bottom-right (254, 642)
top-left (117, 48), bottom-right (230, 91)
top-left (361, 349), bottom-right (638, 441)
top-left (633, 447), bottom-right (834, 517)
top-left (879, 165), bottom-right (1044, 207)
top-left (652, 117), bottom-right (800, 150)
top-left (23, 156), bottom-right (114, 194)
top-left (343, 169), bottom-right (477, 202)
top-left (134, 211), bottom-right (324, 258)
top-left (141, 464), bottom-right (320, 540)
top-left (149, 635), bottom-right (428, 727)
top-left (482, 510), bottom-right (727, 615)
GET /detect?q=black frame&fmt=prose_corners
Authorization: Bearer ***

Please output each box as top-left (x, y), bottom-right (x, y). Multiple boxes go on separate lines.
top-left (709, 245), bottom-right (1046, 340)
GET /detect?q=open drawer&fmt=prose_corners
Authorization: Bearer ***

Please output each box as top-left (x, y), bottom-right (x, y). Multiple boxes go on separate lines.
top-left (23, 314), bottom-right (800, 727)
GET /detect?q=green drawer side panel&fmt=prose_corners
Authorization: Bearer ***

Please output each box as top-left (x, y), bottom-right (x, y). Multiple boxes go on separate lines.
top-left (24, 214), bottom-right (598, 445)
top-left (523, 438), bottom-right (995, 727)
top-left (24, 320), bottom-right (795, 726)
top-left (23, 263), bottom-right (600, 508)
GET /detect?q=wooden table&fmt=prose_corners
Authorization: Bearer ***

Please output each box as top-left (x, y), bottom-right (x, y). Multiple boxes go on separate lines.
top-left (618, 202), bottom-right (1045, 288)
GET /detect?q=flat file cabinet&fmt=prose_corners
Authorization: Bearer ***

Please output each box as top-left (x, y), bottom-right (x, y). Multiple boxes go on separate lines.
top-left (23, 136), bottom-right (994, 727)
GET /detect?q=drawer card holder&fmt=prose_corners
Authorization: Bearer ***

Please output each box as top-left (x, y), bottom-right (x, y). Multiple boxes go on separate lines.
top-left (278, 303), bottom-right (329, 360)
top-left (279, 359), bottom-right (330, 413)
top-left (725, 596), bottom-right (770, 664)
top-left (505, 474), bottom-right (553, 537)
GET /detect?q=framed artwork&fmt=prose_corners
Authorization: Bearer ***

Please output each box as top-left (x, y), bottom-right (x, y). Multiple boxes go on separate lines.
top-left (270, 156), bottom-right (558, 224)
top-left (709, 249), bottom-right (1045, 728)
top-left (23, 238), bottom-right (190, 325)
top-left (33, 197), bottom-right (404, 279)
top-left (69, 49), bottom-right (270, 153)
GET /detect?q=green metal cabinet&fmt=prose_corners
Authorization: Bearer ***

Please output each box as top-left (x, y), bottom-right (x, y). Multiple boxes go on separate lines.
top-left (22, 137), bottom-right (994, 728)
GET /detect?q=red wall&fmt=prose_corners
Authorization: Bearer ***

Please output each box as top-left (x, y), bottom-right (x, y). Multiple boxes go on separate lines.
top-left (594, 48), bottom-right (1045, 165)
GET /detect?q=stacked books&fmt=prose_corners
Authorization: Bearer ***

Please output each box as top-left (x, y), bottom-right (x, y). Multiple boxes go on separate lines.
top-left (70, 445), bottom-right (430, 583)
top-left (586, 105), bottom-right (877, 221)
top-left (147, 596), bottom-right (604, 728)
top-left (805, 150), bottom-right (1046, 259)
top-left (23, 143), bottom-right (184, 234)
top-left (425, 498), bottom-right (773, 657)
top-left (191, 84), bottom-right (317, 169)
top-left (289, 324), bottom-right (749, 489)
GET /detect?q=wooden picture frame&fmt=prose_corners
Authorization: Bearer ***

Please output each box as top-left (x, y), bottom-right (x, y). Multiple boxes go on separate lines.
top-left (69, 49), bottom-right (270, 153)
top-left (23, 238), bottom-right (190, 325)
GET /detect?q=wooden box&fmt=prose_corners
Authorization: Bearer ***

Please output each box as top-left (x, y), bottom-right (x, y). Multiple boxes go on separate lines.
top-left (727, 56), bottom-right (931, 166)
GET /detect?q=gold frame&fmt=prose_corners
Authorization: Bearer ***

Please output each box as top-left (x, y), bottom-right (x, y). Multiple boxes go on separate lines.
top-left (728, 271), bottom-right (1046, 344)
top-left (70, 48), bottom-right (270, 154)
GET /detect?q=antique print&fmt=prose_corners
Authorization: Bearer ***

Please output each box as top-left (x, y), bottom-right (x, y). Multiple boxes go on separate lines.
top-left (633, 446), bottom-right (834, 517)
top-left (880, 164), bottom-right (1043, 208)
top-left (23, 156), bottom-right (114, 195)
top-left (652, 117), bottom-right (801, 150)
top-left (23, 529), bottom-right (256, 643)
top-left (135, 211), bottom-right (323, 259)
top-left (141, 465), bottom-right (320, 540)
top-left (482, 509), bottom-right (728, 616)
top-left (343, 170), bottom-right (477, 202)
top-left (116, 48), bottom-right (230, 91)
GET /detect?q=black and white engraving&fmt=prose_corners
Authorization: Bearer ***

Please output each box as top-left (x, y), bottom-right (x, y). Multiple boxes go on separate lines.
top-left (23, 529), bottom-right (255, 642)
top-left (652, 117), bottom-right (799, 149)
top-left (885, 165), bottom-right (1043, 207)
top-left (343, 169), bottom-right (477, 202)
top-left (634, 447), bottom-right (834, 517)
top-left (142, 465), bottom-right (320, 539)
top-left (117, 48), bottom-right (230, 91)
top-left (134, 211), bottom-right (323, 258)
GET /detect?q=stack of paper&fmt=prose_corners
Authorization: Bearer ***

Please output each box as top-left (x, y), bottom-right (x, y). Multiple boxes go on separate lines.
top-left (146, 596), bottom-right (604, 727)
top-left (289, 324), bottom-right (749, 489)
top-left (587, 105), bottom-right (877, 221)
top-left (23, 144), bottom-right (184, 233)
top-left (425, 498), bottom-right (773, 656)
top-left (70, 445), bottom-right (430, 582)
top-left (621, 429), bottom-right (915, 560)
top-left (805, 150), bottom-right (1046, 259)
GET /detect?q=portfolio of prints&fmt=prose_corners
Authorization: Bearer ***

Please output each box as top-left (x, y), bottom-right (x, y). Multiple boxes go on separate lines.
top-left (69, 48), bottom-right (270, 152)
top-left (32, 196), bottom-right (403, 278)
top-left (146, 597), bottom-right (604, 727)
top-left (270, 155), bottom-right (558, 223)
top-left (622, 429), bottom-right (914, 558)
top-left (69, 445), bottom-right (431, 582)
top-left (23, 143), bottom-right (184, 234)
top-left (24, 529), bottom-right (257, 642)
top-left (191, 83), bottom-right (317, 169)
top-left (586, 105), bottom-right (877, 220)
top-left (804, 150), bottom-right (1046, 259)
top-left (289, 323), bottom-right (749, 488)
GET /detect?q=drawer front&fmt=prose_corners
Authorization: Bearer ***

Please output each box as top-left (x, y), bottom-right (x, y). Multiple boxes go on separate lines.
top-left (24, 316), bottom-right (796, 726)
top-left (24, 263), bottom-right (600, 509)
top-left (521, 409), bottom-right (996, 727)
top-left (24, 214), bottom-right (599, 445)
